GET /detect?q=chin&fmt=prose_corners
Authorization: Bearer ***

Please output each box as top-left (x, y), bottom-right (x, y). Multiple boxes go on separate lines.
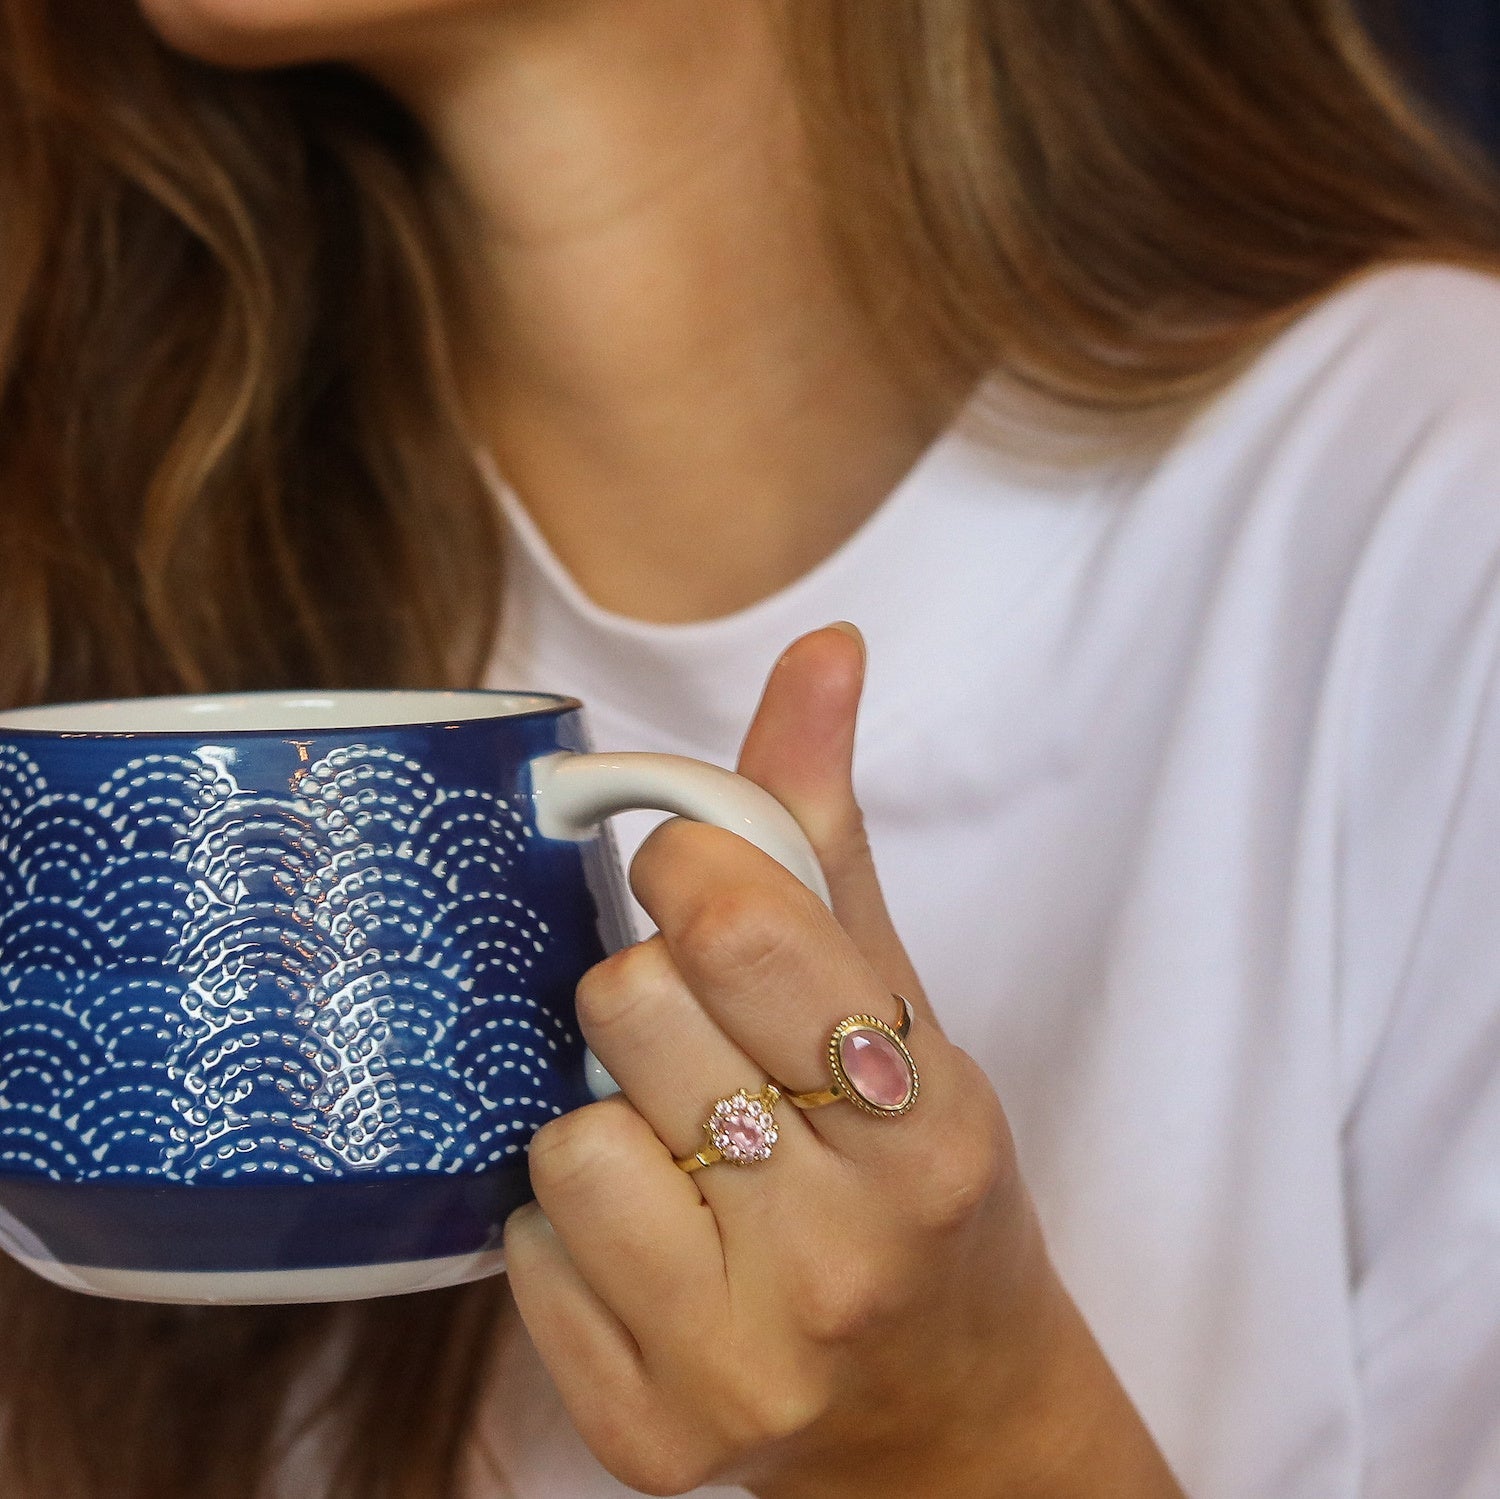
top-left (135, 0), bottom-right (492, 68)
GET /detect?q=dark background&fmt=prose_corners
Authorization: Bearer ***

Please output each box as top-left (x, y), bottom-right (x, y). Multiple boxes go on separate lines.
top-left (1379, 0), bottom-right (1500, 157)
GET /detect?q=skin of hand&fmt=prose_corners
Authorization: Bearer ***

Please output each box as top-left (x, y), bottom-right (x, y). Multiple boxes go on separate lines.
top-left (504, 625), bottom-right (1186, 1498)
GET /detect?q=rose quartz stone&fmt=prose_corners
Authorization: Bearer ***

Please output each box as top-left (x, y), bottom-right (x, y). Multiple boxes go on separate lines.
top-left (839, 1028), bottom-right (914, 1110)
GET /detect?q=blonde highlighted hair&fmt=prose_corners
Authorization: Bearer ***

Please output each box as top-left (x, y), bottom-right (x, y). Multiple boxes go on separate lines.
top-left (0, 2), bottom-right (1497, 1495)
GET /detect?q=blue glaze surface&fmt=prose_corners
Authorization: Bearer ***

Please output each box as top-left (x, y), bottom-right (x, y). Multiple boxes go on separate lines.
top-left (0, 1169), bottom-right (529, 1271)
top-left (0, 703), bottom-right (617, 1274)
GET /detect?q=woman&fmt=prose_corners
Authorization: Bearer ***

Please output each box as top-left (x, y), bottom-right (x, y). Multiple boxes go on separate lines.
top-left (2, 1), bottom-right (1499, 1495)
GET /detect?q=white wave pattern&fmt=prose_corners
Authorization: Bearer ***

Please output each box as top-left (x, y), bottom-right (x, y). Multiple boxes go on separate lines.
top-left (0, 744), bottom-right (576, 1182)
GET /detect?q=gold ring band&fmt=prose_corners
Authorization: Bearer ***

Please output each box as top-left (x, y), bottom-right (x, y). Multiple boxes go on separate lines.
top-left (674, 1084), bottom-right (782, 1173)
top-left (779, 995), bottom-right (918, 1117)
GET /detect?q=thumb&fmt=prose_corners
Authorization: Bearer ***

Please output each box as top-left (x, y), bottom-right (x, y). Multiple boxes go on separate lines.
top-left (736, 623), bottom-right (925, 1009)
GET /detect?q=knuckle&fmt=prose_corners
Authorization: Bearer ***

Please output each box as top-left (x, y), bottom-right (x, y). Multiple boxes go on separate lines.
top-left (525, 1098), bottom-right (635, 1197)
top-left (723, 1383), bottom-right (823, 1454)
top-left (674, 882), bottom-right (794, 984)
top-left (609, 1432), bottom-right (719, 1497)
top-left (700, 1351), bottom-right (826, 1454)
top-left (574, 940), bottom-right (667, 1041)
top-left (793, 1257), bottom-right (898, 1347)
top-left (822, 804), bottom-right (873, 880)
top-left (913, 1070), bottom-right (1012, 1234)
top-left (590, 1403), bottom-right (721, 1496)
top-left (631, 818), bottom-right (723, 908)
top-left (631, 814), bottom-right (693, 882)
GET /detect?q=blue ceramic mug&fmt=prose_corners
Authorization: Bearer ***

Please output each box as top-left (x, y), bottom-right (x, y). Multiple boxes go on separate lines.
top-left (0, 690), bottom-right (825, 1305)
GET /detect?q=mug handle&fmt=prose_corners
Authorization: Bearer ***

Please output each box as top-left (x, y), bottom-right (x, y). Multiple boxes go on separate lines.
top-left (530, 750), bottom-right (831, 905)
top-left (530, 751), bottom-right (832, 1101)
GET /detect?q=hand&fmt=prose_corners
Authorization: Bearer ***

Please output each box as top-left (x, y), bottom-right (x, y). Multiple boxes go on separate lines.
top-left (504, 626), bottom-right (1183, 1498)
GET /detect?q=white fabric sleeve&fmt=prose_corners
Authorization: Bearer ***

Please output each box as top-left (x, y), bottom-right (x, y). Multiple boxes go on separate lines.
top-left (1337, 401), bottom-right (1500, 1496)
top-left (1351, 703), bottom-right (1500, 1498)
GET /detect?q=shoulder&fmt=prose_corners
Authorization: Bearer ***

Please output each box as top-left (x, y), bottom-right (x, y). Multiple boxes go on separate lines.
top-left (1211, 265), bottom-right (1500, 767)
top-left (1183, 261), bottom-right (1500, 477)
top-left (1312, 260), bottom-right (1500, 342)
top-left (1149, 261), bottom-right (1500, 636)
top-left (1250, 271), bottom-right (1500, 1088)
top-left (1256, 264), bottom-right (1500, 664)
top-left (1119, 261), bottom-right (1500, 966)
top-left (1265, 260), bottom-right (1500, 394)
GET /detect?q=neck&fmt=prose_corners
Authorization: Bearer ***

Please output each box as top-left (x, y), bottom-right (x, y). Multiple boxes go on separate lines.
top-left (362, 0), bottom-right (951, 622)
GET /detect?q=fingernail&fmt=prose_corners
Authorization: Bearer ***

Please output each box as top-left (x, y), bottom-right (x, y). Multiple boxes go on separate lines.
top-left (828, 621), bottom-right (866, 663)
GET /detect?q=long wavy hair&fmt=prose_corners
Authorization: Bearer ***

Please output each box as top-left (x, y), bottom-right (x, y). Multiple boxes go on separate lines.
top-left (1, 2), bottom-right (1498, 1496)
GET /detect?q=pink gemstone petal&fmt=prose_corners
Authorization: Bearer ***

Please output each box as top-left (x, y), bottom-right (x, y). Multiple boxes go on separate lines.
top-left (838, 1028), bottom-right (915, 1111)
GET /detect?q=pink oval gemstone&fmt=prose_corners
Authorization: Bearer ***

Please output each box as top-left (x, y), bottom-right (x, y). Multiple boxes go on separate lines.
top-left (839, 1028), bottom-right (914, 1110)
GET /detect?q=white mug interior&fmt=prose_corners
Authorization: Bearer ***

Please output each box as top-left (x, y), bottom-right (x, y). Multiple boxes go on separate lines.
top-left (0, 689), bottom-right (571, 735)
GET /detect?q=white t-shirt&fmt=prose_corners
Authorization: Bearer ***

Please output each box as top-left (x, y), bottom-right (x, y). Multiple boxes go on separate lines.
top-left (477, 264), bottom-right (1500, 1498)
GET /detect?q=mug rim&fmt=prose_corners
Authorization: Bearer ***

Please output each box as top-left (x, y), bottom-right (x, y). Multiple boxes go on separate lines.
top-left (0, 688), bottom-right (583, 740)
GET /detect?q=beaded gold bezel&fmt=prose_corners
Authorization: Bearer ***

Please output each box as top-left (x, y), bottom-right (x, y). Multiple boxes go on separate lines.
top-left (826, 1012), bottom-right (919, 1117)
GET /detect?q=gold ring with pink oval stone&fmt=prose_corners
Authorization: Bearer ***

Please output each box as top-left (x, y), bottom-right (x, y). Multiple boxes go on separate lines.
top-left (778, 995), bottom-right (919, 1118)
